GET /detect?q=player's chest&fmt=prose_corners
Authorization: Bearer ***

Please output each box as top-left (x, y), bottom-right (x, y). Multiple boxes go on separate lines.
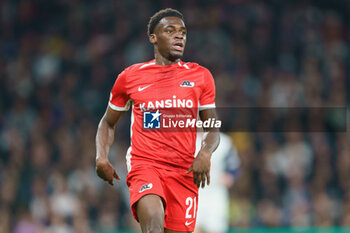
top-left (127, 72), bottom-right (202, 104)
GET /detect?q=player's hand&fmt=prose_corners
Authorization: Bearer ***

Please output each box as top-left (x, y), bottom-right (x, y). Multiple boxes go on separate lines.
top-left (96, 157), bottom-right (120, 186)
top-left (186, 149), bottom-right (211, 188)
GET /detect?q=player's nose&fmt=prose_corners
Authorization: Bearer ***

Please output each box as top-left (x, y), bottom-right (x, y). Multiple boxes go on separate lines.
top-left (174, 31), bottom-right (184, 39)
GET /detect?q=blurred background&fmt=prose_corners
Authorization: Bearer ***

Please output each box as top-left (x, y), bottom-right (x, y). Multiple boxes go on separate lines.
top-left (0, 0), bottom-right (349, 232)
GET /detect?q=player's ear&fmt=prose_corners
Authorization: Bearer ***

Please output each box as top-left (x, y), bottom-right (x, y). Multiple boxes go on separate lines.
top-left (149, 34), bottom-right (157, 44)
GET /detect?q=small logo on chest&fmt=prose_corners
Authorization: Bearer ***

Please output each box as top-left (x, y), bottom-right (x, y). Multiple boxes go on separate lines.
top-left (139, 183), bottom-right (153, 193)
top-left (138, 84), bottom-right (153, 92)
top-left (180, 80), bottom-right (195, 87)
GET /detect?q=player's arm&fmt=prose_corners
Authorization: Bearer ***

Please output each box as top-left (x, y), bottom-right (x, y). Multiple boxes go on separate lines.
top-left (199, 108), bottom-right (220, 153)
top-left (187, 108), bottom-right (220, 188)
top-left (95, 106), bottom-right (125, 185)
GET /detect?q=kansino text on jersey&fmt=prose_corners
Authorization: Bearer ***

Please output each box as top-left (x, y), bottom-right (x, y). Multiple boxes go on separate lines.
top-left (139, 96), bottom-right (193, 112)
top-left (163, 118), bottom-right (221, 128)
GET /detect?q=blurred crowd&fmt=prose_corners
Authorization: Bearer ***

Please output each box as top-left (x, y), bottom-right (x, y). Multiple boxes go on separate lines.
top-left (0, 0), bottom-right (349, 232)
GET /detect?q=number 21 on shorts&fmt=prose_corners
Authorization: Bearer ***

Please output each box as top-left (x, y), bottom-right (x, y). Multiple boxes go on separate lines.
top-left (185, 196), bottom-right (197, 219)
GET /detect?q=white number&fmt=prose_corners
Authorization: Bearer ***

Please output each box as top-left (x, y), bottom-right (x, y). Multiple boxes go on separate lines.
top-left (185, 197), bottom-right (193, 218)
top-left (185, 197), bottom-right (197, 219)
top-left (193, 197), bottom-right (196, 218)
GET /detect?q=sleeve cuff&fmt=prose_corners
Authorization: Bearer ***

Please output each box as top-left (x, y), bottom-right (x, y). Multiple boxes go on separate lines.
top-left (109, 100), bottom-right (131, 111)
top-left (199, 103), bottom-right (216, 111)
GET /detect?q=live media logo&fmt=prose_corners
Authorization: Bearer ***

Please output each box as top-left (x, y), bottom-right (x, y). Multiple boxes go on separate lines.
top-left (143, 110), bottom-right (161, 129)
top-left (143, 110), bottom-right (221, 129)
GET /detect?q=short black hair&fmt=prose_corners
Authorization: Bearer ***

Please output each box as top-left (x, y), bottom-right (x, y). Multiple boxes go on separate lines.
top-left (147, 8), bottom-right (184, 36)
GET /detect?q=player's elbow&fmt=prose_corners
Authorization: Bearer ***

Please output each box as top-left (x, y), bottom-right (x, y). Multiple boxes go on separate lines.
top-left (99, 114), bottom-right (116, 129)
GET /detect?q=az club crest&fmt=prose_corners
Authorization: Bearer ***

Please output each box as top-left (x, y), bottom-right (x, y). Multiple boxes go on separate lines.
top-left (139, 183), bottom-right (153, 193)
top-left (180, 80), bottom-right (194, 87)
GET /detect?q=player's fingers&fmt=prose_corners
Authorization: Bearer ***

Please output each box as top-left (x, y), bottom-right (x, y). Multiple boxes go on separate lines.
top-left (108, 179), bottom-right (114, 186)
top-left (113, 171), bottom-right (121, 180)
top-left (193, 172), bottom-right (198, 186)
top-left (203, 172), bottom-right (209, 188)
top-left (95, 167), bottom-right (103, 177)
top-left (197, 173), bottom-right (203, 188)
top-left (201, 173), bottom-right (206, 188)
top-left (186, 165), bottom-right (193, 174)
top-left (206, 172), bottom-right (210, 186)
top-left (97, 171), bottom-right (107, 181)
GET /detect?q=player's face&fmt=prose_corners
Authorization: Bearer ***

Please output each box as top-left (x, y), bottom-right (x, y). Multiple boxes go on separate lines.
top-left (152, 16), bottom-right (187, 61)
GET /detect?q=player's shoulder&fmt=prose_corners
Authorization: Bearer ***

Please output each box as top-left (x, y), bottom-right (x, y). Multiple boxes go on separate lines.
top-left (182, 61), bottom-right (210, 73)
top-left (122, 60), bottom-right (156, 74)
top-left (184, 62), bottom-right (214, 81)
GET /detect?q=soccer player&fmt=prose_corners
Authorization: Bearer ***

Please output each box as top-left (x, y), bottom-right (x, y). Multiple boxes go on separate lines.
top-left (95, 8), bottom-right (219, 233)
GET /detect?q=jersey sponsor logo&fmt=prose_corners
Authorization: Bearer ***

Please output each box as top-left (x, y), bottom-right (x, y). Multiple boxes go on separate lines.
top-left (180, 80), bottom-right (194, 87)
top-left (185, 220), bottom-right (194, 226)
top-left (143, 110), bottom-right (161, 129)
top-left (139, 183), bottom-right (153, 193)
top-left (139, 96), bottom-right (193, 112)
top-left (138, 84), bottom-right (153, 92)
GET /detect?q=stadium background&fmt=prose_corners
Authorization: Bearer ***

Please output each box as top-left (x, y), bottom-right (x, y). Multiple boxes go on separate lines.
top-left (0, 0), bottom-right (349, 232)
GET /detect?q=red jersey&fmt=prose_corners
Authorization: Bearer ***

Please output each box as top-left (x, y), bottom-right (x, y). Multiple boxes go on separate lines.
top-left (109, 60), bottom-right (216, 172)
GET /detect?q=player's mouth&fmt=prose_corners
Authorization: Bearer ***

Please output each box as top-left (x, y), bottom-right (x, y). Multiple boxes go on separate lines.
top-left (172, 42), bottom-right (184, 52)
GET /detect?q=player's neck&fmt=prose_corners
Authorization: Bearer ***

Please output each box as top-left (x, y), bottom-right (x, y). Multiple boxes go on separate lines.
top-left (154, 53), bottom-right (180, 66)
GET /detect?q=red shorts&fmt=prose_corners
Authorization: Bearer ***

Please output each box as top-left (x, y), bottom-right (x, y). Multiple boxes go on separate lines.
top-left (126, 164), bottom-right (199, 231)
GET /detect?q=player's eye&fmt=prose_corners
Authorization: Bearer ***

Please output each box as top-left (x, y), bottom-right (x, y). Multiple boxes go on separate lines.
top-left (181, 31), bottom-right (187, 35)
top-left (167, 30), bottom-right (173, 34)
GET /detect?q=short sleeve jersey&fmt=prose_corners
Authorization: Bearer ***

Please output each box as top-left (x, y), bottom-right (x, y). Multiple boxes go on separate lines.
top-left (109, 60), bottom-right (216, 172)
